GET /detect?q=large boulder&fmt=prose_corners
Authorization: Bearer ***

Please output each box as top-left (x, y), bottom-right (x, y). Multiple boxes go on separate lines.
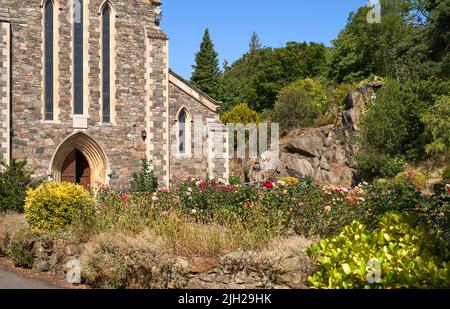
top-left (284, 136), bottom-right (324, 158)
top-left (281, 153), bottom-right (315, 178)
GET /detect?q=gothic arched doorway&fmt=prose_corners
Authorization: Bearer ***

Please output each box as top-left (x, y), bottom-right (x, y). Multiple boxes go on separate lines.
top-left (61, 149), bottom-right (91, 190)
top-left (49, 132), bottom-right (111, 188)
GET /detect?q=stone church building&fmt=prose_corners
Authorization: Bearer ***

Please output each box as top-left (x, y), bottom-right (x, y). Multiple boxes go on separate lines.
top-left (0, 0), bottom-right (229, 188)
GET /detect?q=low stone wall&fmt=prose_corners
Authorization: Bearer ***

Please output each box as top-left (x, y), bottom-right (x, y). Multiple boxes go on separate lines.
top-left (32, 237), bottom-right (316, 289)
top-left (186, 255), bottom-right (316, 289)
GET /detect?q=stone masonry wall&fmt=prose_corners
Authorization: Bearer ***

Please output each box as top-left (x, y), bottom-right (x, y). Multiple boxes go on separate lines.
top-left (146, 32), bottom-right (170, 186)
top-left (0, 0), bottom-right (164, 184)
top-left (168, 82), bottom-right (220, 180)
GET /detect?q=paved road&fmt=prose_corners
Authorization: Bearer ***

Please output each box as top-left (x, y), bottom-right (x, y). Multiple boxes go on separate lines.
top-left (0, 267), bottom-right (57, 289)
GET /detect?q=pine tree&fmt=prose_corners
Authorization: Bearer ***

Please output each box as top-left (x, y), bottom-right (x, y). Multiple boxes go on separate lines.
top-left (249, 32), bottom-right (262, 53)
top-left (191, 28), bottom-right (221, 99)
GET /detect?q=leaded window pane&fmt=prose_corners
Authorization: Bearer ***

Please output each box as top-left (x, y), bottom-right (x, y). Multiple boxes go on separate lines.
top-left (179, 111), bottom-right (186, 153)
top-left (44, 1), bottom-right (54, 121)
top-left (74, 0), bottom-right (83, 115)
top-left (102, 6), bottom-right (111, 123)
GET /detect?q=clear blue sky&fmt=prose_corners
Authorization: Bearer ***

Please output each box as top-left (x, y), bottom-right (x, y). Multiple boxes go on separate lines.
top-left (161, 0), bottom-right (368, 79)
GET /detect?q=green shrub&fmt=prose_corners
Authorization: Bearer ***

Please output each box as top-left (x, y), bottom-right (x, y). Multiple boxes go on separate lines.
top-left (355, 151), bottom-right (406, 181)
top-left (443, 167), bottom-right (450, 181)
top-left (220, 103), bottom-right (260, 125)
top-left (355, 151), bottom-right (390, 181)
top-left (360, 80), bottom-right (424, 158)
top-left (24, 182), bottom-right (95, 234)
top-left (307, 213), bottom-right (450, 289)
top-left (273, 78), bottom-right (328, 131)
top-left (131, 159), bottom-right (158, 194)
top-left (0, 160), bottom-right (41, 213)
top-left (6, 227), bottom-right (36, 268)
top-left (422, 96), bottom-right (450, 156)
top-left (380, 157), bottom-right (407, 179)
top-left (228, 173), bottom-right (242, 186)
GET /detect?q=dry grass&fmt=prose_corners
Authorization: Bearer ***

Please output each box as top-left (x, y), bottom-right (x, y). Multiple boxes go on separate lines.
top-left (148, 214), bottom-right (287, 258)
top-left (80, 230), bottom-right (188, 289)
top-left (0, 212), bottom-right (28, 256)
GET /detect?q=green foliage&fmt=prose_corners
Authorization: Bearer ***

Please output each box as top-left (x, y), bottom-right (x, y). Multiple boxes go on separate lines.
top-left (273, 78), bottom-right (328, 131)
top-left (131, 159), bottom-right (158, 194)
top-left (6, 227), bottom-right (36, 269)
top-left (421, 96), bottom-right (450, 156)
top-left (220, 103), bottom-right (260, 125)
top-left (327, 0), bottom-right (427, 83)
top-left (0, 160), bottom-right (41, 213)
top-left (443, 166), bottom-right (450, 180)
top-left (308, 213), bottom-right (450, 289)
top-left (219, 42), bottom-right (328, 112)
top-left (24, 182), bottom-right (96, 234)
top-left (360, 80), bottom-right (425, 158)
top-left (381, 157), bottom-right (408, 178)
top-left (191, 28), bottom-right (221, 99)
top-left (355, 152), bottom-right (406, 181)
top-left (228, 173), bottom-right (242, 186)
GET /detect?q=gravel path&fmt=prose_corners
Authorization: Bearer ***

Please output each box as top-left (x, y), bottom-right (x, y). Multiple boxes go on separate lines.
top-left (0, 267), bottom-right (57, 289)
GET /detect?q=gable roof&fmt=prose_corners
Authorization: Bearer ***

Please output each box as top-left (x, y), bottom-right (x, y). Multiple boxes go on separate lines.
top-left (169, 70), bottom-right (220, 113)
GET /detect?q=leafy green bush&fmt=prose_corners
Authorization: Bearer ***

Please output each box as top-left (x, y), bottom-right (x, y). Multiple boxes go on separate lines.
top-left (360, 80), bottom-right (424, 158)
top-left (0, 160), bottom-right (41, 213)
top-left (307, 213), bottom-right (450, 289)
top-left (355, 151), bottom-right (407, 181)
top-left (273, 78), bottom-right (328, 131)
top-left (422, 96), bottom-right (450, 156)
top-left (380, 157), bottom-right (407, 179)
top-left (6, 227), bottom-right (36, 268)
top-left (443, 167), bottom-right (450, 181)
top-left (131, 159), bottom-right (158, 194)
top-left (24, 182), bottom-right (95, 234)
top-left (220, 103), bottom-right (260, 125)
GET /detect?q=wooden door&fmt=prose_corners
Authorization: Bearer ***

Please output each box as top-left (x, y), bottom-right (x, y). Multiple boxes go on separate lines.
top-left (61, 150), bottom-right (77, 183)
top-left (76, 151), bottom-right (91, 190)
top-left (61, 149), bottom-right (91, 190)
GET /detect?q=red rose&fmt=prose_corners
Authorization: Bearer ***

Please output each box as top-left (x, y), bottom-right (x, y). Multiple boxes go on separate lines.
top-left (263, 181), bottom-right (274, 189)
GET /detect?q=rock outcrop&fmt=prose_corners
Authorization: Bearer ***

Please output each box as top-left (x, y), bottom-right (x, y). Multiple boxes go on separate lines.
top-left (235, 81), bottom-right (383, 186)
top-left (249, 125), bottom-right (354, 185)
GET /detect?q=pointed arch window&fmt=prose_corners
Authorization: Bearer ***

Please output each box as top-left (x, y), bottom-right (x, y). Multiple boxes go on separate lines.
top-left (44, 0), bottom-right (54, 120)
top-left (178, 110), bottom-right (186, 153)
top-left (74, 0), bottom-right (84, 115)
top-left (102, 5), bottom-right (111, 123)
top-left (177, 108), bottom-right (192, 155)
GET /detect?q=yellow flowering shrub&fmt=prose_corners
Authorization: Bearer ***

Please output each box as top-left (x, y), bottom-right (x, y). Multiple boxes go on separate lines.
top-left (279, 177), bottom-right (300, 185)
top-left (25, 182), bottom-right (95, 234)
